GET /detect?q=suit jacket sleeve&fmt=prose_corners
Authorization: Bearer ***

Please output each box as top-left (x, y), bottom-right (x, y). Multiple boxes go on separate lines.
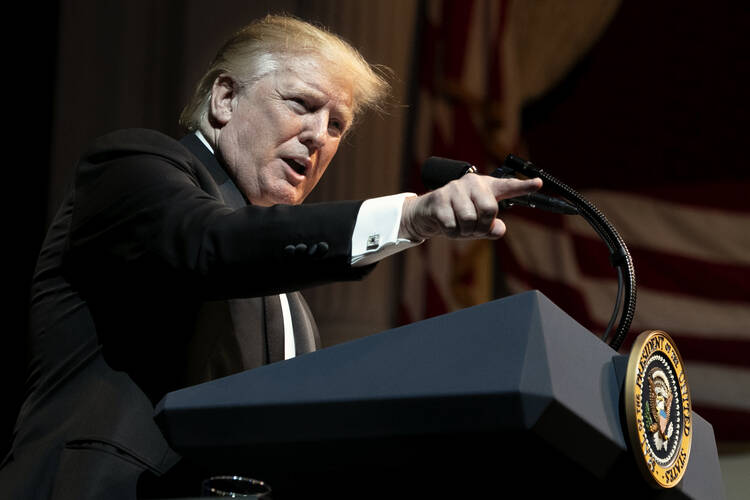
top-left (64, 128), bottom-right (373, 300)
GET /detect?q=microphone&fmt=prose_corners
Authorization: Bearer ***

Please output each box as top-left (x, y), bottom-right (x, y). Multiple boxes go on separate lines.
top-left (421, 156), bottom-right (579, 215)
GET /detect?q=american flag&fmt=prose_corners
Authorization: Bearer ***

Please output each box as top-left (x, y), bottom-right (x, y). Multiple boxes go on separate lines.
top-left (399, 0), bottom-right (749, 443)
top-left (400, 0), bottom-right (511, 322)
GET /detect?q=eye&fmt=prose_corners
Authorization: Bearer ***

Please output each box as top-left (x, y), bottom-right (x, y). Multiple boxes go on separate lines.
top-left (328, 119), bottom-right (344, 136)
top-left (289, 97), bottom-right (308, 111)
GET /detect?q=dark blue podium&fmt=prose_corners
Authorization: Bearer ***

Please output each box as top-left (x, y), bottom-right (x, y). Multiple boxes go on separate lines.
top-left (155, 291), bottom-right (724, 499)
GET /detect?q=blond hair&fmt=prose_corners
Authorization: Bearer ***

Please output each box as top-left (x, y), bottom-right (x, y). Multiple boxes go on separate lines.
top-left (179, 15), bottom-right (391, 131)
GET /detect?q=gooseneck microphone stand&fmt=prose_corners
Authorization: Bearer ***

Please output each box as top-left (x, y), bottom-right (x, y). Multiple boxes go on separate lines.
top-left (499, 154), bottom-right (636, 351)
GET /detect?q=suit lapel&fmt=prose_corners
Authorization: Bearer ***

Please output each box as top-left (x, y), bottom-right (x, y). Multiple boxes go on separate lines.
top-left (180, 132), bottom-right (319, 369)
top-left (180, 133), bottom-right (248, 209)
top-left (181, 133), bottom-right (274, 377)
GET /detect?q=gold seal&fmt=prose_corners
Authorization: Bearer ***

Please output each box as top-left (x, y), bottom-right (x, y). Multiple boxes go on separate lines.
top-left (624, 330), bottom-right (692, 488)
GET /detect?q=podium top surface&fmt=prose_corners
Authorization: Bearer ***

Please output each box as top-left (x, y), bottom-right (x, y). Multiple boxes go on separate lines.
top-left (157, 292), bottom-right (624, 451)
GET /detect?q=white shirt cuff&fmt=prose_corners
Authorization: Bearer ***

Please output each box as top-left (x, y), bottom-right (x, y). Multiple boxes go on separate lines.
top-left (351, 193), bottom-right (423, 267)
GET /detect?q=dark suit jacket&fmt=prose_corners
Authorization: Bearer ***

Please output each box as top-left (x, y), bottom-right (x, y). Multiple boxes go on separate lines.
top-left (0, 129), bottom-right (372, 499)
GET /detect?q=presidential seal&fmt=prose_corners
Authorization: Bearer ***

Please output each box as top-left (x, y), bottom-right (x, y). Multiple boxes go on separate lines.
top-left (624, 330), bottom-right (692, 488)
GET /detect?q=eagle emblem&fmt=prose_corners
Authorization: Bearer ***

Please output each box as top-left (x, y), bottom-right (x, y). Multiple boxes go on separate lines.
top-left (625, 330), bottom-right (692, 488)
top-left (648, 367), bottom-right (674, 451)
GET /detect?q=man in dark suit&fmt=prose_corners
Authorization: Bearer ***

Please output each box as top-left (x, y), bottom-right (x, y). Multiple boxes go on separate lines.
top-left (0, 15), bottom-right (541, 499)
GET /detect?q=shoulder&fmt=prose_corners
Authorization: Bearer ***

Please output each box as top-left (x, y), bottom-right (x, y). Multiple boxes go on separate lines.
top-left (75, 128), bottom-right (215, 189)
top-left (81, 128), bottom-right (195, 166)
top-left (70, 128), bottom-right (223, 206)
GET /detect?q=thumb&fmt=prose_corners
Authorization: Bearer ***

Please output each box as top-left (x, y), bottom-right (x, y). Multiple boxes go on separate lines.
top-left (488, 218), bottom-right (506, 239)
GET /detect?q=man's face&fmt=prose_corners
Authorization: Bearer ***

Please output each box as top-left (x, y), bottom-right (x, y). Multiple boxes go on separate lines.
top-left (215, 58), bottom-right (354, 206)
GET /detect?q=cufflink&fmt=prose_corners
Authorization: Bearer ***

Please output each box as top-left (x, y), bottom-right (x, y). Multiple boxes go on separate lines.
top-left (366, 234), bottom-right (380, 250)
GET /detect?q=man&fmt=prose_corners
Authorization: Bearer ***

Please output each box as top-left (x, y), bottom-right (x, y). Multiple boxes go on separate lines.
top-left (0, 15), bottom-right (540, 499)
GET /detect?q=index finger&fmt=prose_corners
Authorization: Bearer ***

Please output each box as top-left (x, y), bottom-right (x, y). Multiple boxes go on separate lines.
top-left (488, 176), bottom-right (543, 200)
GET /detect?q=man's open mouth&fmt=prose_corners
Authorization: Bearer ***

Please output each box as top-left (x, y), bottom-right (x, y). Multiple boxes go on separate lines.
top-left (284, 158), bottom-right (306, 176)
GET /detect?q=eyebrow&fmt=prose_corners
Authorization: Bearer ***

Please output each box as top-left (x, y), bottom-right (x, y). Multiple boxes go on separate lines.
top-left (292, 85), bottom-right (353, 128)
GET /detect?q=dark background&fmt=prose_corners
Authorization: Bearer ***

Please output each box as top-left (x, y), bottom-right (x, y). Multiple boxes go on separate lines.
top-left (5, 4), bottom-right (60, 456)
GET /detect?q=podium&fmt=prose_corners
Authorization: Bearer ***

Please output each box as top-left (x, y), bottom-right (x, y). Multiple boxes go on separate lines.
top-left (155, 291), bottom-right (724, 499)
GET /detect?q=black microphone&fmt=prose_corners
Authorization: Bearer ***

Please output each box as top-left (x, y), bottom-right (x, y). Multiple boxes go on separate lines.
top-left (421, 156), bottom-right (579, 215)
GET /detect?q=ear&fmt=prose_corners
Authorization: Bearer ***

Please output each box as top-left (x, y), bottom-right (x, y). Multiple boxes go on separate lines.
top-left (208, 75), bottom-right (239, 127)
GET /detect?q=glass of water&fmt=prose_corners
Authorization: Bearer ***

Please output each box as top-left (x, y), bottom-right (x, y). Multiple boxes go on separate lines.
top-left (201, 475), bottom-right (271, 498)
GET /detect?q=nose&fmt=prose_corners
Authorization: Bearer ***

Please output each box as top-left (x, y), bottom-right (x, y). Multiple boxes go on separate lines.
top-left (299, 110), bottom-right (328, 151)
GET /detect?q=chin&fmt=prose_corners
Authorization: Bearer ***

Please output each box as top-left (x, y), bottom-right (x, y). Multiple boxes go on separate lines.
top-left (249, 179), bottom-right (304, 206)
top-left (265, 189), bottom-right (306, 206)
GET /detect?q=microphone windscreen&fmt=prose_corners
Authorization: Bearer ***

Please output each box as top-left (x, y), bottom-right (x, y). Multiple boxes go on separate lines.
top-left (421, 157), bottom-right (473, 191)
